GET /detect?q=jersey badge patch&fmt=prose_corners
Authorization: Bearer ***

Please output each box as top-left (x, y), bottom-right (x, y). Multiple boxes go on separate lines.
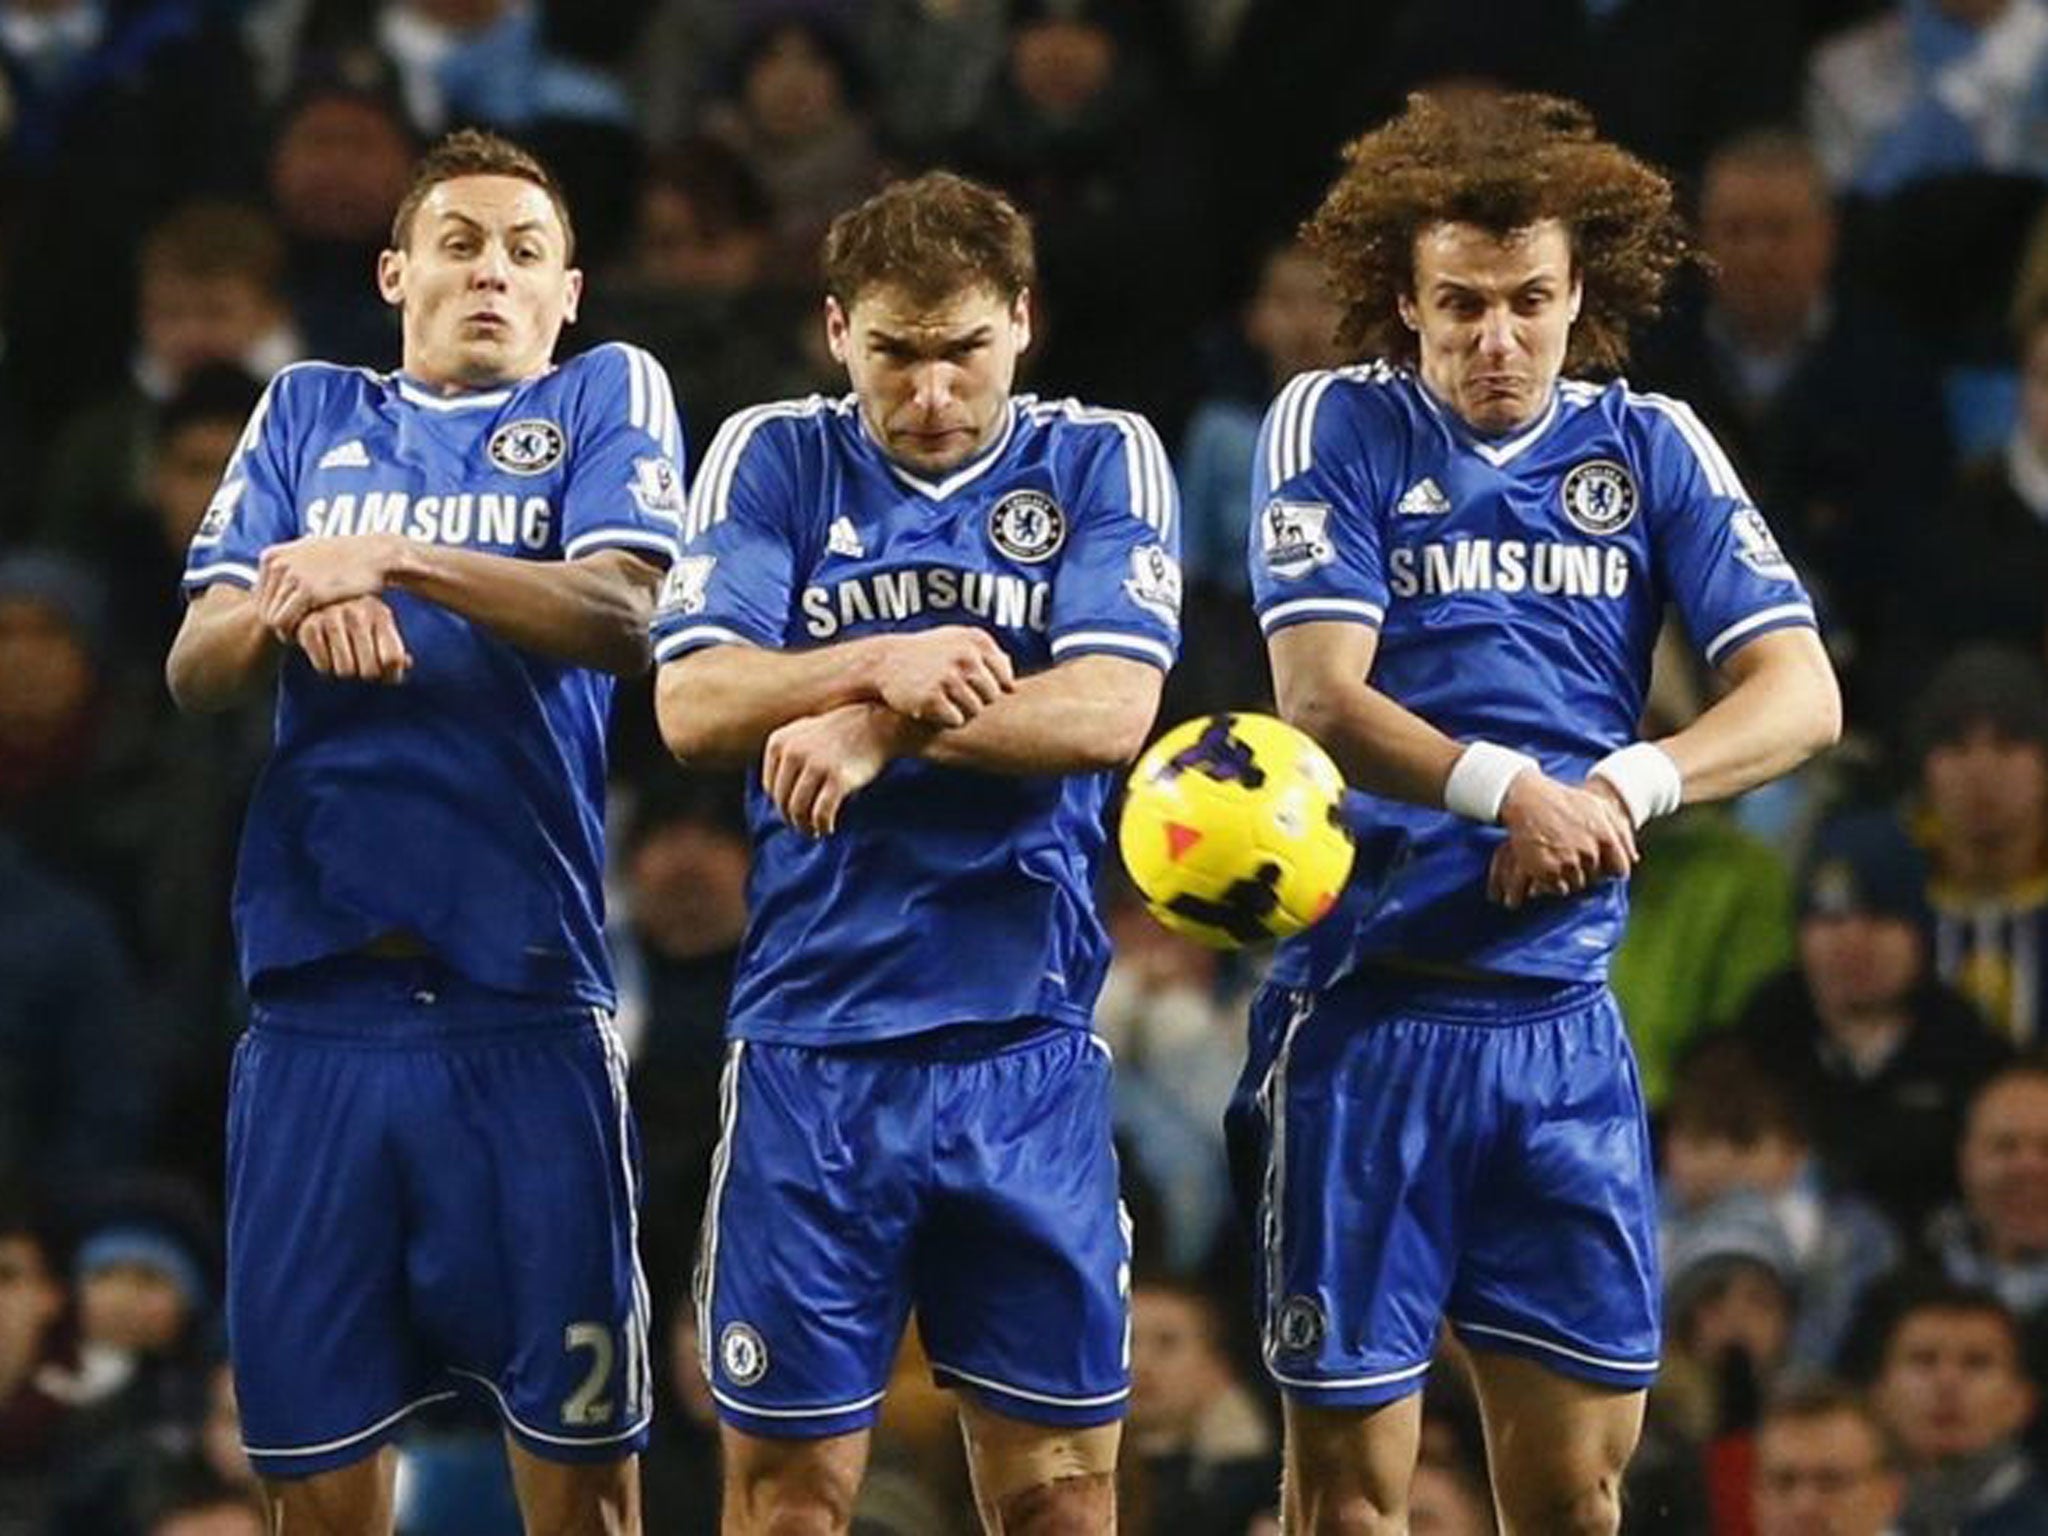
top-left (719, 1322), bottom-right (768, 1386)
top-left (192, 478), bottom-right (244, 545)
top-left (1274, 1294), bottom-right (1326, 1356)
top-left (660, 555), bottom-right (715, 616)
top-left (1260, 499), bottom-right (1335, 580)
top-left (1730, 506), bottom-right (1797, 581)
top-left (1560, 460), bottom-right (1637, 536)
top-left (628, 455), bottom-right (684, 520)
top-left (1123, 543), bottom-right (1183, 623)
top-left (987, 489), bottom-right (1066, 564)
top-left (488, 419), bottom-right (566, 476)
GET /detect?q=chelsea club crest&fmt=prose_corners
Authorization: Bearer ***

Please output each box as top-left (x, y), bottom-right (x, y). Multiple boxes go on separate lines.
top-left (488, 419), bottom-right (566, 476)
top-left (1559, 459), bottom-right (1638, 536)
top-left (988, 489), bottom-right (1067, 564)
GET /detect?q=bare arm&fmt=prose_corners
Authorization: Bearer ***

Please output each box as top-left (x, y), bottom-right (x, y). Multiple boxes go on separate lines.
top-left (253, 534), bottom-right (663, 676)
top-left (1269, 619), bottom-right (1635, 903)
top-left (760, 654), bottom-right (1165, 835)
top-left (1659, 625), bottom-right (1841, 803)
top-left (166, 584), bottom-right (281, 713)
top-left (656, 627), bottom-right (1015, 768)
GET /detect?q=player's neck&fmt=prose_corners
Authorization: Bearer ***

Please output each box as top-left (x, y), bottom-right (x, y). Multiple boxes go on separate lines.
top-left (399, 360), bottom-right (547, 397)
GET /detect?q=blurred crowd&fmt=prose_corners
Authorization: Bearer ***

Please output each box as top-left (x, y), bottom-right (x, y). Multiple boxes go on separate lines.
top-left (4, 0), bottom-right (2048, 1531)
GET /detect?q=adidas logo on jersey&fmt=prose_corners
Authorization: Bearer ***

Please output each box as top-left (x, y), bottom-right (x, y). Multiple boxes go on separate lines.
top-left (1396, 478), bottom-right (1450, 516)
top-left (827, 516), bottom-right (865, 558)
top-left (319, 439), bottom-right (371, 470)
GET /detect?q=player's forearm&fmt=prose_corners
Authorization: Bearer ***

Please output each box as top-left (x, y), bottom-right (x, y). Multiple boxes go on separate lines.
top-left (1276, 669), bottom-right (1465, 809)
top-left (656, 640), bottom-right (892, 767)
top-left (910, 655), bottom-right (1160, 775)
top-left (1657, 626), bottom-right (1841, 804)
top-left (388, 544), bottom-right (657, 675)
top-left (166, 588), bottom-right (281, 713)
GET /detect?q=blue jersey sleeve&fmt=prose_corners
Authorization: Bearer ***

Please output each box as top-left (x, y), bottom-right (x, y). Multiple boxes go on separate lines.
top-left (1248, 370), bottom-right (1391, 637)
top-left (560, 343), bottom-right (687, 564)
top-left (1635, 395), bottom-right (1818, 668)
top-left (652, 403), bottom-right (805, 662)
top-left (1047, 411), bottom-right (1181, 672)
top-left (182, 367), bottom-right (308, 592)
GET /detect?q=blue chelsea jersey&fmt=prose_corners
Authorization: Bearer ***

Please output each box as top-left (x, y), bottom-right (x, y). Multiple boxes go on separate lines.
top-left (653, 393), bottom-right (1182, 1046)
top-left (1249, 364), bottom-right (1818, 989)
top-left (183, 344), bottom-right (685, 1008)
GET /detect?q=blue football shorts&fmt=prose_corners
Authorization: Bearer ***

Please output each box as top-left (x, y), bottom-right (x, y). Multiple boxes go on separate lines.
top-left (695, 1021), bottom-right (1131, 1438)
top-left (226, 957), bottom-right (651, 1478)
top-left (1226, 972), bottom-right (1661, 1407)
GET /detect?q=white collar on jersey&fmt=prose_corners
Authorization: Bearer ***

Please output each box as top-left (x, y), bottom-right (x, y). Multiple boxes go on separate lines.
top-left (865, 398), bottom-right (1020, 500)
top-left (1413, 379), bottom-right (1562, 468)
top-left (394, 371), bottom-right (551, 411)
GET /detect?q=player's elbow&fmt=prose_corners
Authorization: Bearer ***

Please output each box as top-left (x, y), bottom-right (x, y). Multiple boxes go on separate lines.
top-left (1275, 675), bottom-right (1343, 747)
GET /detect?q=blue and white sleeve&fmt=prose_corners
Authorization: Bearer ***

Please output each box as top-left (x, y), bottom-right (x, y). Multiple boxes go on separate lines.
top-left (181, 369), bottom-right (305, 593)
top-left (651, 405), bottom-right (802, 663)
top-left (1047, 411), bottom-right (1181, 672)
top-left (559, 343), bottom-right (688, 565)
top-left (1636, 395), bottom-right (1818, 669)
top-left (1247, 371), bottom-right (1389, 637)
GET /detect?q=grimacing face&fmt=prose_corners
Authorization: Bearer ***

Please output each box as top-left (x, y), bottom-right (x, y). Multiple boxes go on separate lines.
top-left (378, 174), bottom-right (581, 391)
top-left (1399, 218), bottom-right (1582, 436)
top-left (827, 282), bottom-right (1030, 476)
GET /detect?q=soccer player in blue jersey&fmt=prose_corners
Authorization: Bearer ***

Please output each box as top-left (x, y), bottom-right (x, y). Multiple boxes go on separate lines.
top-left (653, 172), bottom-right (1180, 1534)
top-left (1236, 92), bottom-right (1844, 1533)
top-left (165, 130), bottom-right (680, 1535)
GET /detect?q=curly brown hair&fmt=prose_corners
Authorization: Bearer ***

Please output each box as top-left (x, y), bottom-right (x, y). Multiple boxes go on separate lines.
top-left (1304, 91), bottom-right (1691, 375)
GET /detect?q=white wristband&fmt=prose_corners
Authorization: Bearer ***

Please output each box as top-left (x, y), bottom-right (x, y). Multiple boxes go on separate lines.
top-left (1443, 741), bottom-right (1539, 823)
top-left (1590, 741), bottom-right (1683, 829)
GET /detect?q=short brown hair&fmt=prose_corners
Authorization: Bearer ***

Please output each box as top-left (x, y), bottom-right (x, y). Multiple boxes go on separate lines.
top-left (1304, 90), bottom-right (1691, 374)
top-left (1760, 1376), bottom-right (1902, 1471)
top-left (821, 172), bottom-right (1035, 310)
top-left (141, 202), bottom-right (286, 293)
top-left (390, 128), bottom-right (575, 261)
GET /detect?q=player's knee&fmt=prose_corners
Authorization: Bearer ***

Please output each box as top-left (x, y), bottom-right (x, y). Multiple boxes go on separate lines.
top-left (723, 1456), bottom-right (861, 1536)
top-left (1298, 1493), bottom-right (1408, 1535)
top-left (1497, 1473), bottom-right (1622, 1536)
top-left (994, 1470), bottom-right (1113, 1535)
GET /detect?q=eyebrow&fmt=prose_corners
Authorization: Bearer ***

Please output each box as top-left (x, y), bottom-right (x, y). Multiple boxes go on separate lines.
top-left (868, 324), bottom-right (994, 351)
top-left (434, 213), bottom-right (554, 240)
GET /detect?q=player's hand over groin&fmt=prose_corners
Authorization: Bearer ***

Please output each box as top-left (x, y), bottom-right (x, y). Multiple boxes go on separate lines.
top-left (256, 534), bottom-right (403, 636)
top-left (1488, 772), bottom-right (1638, 908)
top-left (763, 703), bottom-right (907, 835)
top-left (871, 626), bottom-right (1014, 727)
top-left (294, 596), bottom-right (412, 684)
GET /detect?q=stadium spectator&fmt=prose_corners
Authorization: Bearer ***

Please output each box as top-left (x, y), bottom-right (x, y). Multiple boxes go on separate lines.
top-left (1870, 1281), bottom-right (2048, 1533)
top-left (1807, 0), bottom-right (2048, 196)
top-left (1628, 129), bottom-right (1951, 735)
top-left (0, 1198), bottom-right (74, 1528)
top-left (38, 203), bottom-right (299, 550)
top-left (1913, 646), bottom-right (2048, 1045)
top-left (1660, 1036), bottom-right (1900, 1370)
top-left (1123, 1276), bottom-right (1279, 1536)
top-left (952, 0), bottom-right (1216, 436)
top-left (1922, 291), bottom-right (2048, 662)
top-left (265, 56), bottom-right (417, 368)
top-left (1738, 809), bottom-right (2012, 1234)
top-left (703, 13), bottom-right (887, 286)
top-left (1751, 1377), bottom-right (1906, 1536)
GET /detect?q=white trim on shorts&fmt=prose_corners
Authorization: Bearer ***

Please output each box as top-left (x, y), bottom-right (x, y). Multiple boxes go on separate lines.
top-left (242, 1390), bottom-right (460, 1460)
top-left (593, 1011), bottom-right (655, 1426)
top-left (709, 1383), bottom-right (889, 1421)
top-left (1266, 1358), bottom-right (1433, 1393)
top-left (1257, 991), bottom-right (1315, 1366)
top-left (1450, 1319), bottom-right (1661, 1376)
top-left (927, 1359), bottom-right (1131, 1410)
top-left (693, 1041), bottom-right (745, 1383)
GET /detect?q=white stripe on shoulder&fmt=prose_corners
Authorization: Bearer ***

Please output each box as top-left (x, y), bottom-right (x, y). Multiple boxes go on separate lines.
top-left (1634, 391), bottom-right (1754, 504)
top-left (1266, 363), bottom-right (1395, 489)
top-left (687, 397), bottom-right (832, 545)
top-left (1021, 399), bottom-right (1175, 539)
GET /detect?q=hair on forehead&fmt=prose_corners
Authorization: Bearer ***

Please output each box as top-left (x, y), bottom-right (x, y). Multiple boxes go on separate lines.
top-left (823, 171), bottom-right (1035, 311)
top-left (1305, 89), bottom-right (1691, 374)
top-left (391, 128), bottom-right (576, 260)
